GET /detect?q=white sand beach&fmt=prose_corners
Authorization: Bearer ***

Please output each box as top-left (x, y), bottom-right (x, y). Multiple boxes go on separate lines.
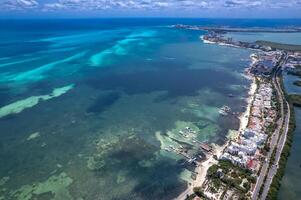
top-left (239, 77), bottom-right (257, 132)
top-left (175, 71), bottom-right (257, 200)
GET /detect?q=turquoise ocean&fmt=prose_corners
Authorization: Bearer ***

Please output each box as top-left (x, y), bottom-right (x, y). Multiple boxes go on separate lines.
top-left (0, 19), bottom-right (300, 200)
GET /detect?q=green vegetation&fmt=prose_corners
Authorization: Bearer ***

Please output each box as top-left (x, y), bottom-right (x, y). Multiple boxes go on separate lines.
top-left (267, 102), bottom-right (296, 200)
top-left (269, 148), bottom-right (277, 167)
top-left (193, 187), bottom-right (207, 199)
top-left (261, 143), bottom-right (270, 155)
top-left (289, 94), bottom-right (301, 107)
top-left (207, 164), bottom-right (219, 177)
top-left (185, 193), bottom-right (196, 200)
top-left (265, 123), bottom-right (277, 135)
top-left (206, 161), bottom-right (255, 195)
top-left (265, 72), bottom-right (296, 199)
top-left (207, 164), bottom-right (223, 190)
top-left (255, 40), bottom-right (301, 51)
top-left (243, 181), bottom-right (251, 191)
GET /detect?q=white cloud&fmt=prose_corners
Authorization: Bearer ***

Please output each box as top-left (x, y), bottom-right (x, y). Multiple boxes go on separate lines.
top-left (42, 0), bottom-right (174, 11)
top-left (223, 0), bottom-right (262, 8)
top-left (267, 0), bottom-right (297, 8)
top-left (1, 0), bottom-right (300, 12)
top-left (153, 2), bottom-right (169, 8)
top-left (43, 2), bottom-right (65, 10)
top-left (178, 0), bottom-right (210, 8)
top-left (1, 0), bottom-right (39, 10)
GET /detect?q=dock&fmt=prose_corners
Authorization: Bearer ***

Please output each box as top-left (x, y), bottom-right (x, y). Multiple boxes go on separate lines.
top-left (199, 143), bottom-right (213, 152)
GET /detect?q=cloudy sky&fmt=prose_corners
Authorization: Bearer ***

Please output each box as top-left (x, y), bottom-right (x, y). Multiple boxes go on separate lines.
top-left (1, 0), bottom-right (301, 18)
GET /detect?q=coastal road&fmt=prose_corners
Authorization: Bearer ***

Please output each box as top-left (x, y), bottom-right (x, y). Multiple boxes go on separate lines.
top-left (259, 57), bottom-right (291, 200)
top-left (252, 53), bottom-right (289, 200)
top-left (252, 119), bottom-right (282, 200)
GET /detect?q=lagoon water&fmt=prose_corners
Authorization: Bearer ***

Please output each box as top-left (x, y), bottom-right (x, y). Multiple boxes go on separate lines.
top-left (277, 74), bottom-right (301, 200)
top-left (225, 32), bottom-right (301, 45)
top-left (277, 107), bottom-right (301, 200)
top-left (0, 19), bottom-right (300, 200)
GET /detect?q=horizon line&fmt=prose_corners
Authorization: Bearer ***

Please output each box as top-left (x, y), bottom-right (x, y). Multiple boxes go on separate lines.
top-left (1, 17), bottom-right (301, 20)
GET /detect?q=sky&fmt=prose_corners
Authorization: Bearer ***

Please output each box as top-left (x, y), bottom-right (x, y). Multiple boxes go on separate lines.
top-left (0, 0), bottom-right (301, 18)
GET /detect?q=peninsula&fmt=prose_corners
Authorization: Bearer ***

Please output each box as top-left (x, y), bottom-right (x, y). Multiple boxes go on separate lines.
top-left (173, 25), bottom-right (301, 200)
top-left (172, 24), bottom-right (301, 33)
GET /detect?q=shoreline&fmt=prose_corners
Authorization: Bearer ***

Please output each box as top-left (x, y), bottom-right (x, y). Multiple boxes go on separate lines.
top-left (201, 36), bottom-right (239, 48)
top-left (200, 35), bottom-right (266, 53)
top-left (239, 76), bottom-right (257, 132)
top-left (175, 26), bottom-right (300, 200)
top-left (173, 25), bottom-right (301, 33)
top-left (175, 56), bottom-right (257, 200)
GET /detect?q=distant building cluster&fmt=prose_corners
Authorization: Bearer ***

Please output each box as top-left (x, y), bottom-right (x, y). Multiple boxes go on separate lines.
top-left (219, 52), bottom-right (280, 173)
top-left (249, 52), bottom-right (282, 77)
top-left (172, 24), bottom-right (300, 199)
top-left (202, 33), bottom-right (273, 52)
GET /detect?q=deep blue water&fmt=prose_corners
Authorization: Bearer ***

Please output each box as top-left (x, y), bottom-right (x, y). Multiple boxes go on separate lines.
top-left (2, 18), bottom-right (301, 30)
top-left (0, 19), bottom-right (300, 200)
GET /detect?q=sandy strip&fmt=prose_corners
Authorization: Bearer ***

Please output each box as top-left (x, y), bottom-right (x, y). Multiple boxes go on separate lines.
top-left (174, 144), bottom-right (226, 200)
top-left (200, 36), bottom-right (240, 48)
top-left (175, 74), bottom-right (257, 200)
top-left (239, 76), bottom-right (257, 132)
top-left (192, 144), bottom-right (226, 186)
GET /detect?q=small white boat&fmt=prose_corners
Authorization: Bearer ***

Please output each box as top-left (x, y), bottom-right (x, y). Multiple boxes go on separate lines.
top-left (219, 105), bottom-right (231, 116)
top-left (219, 110), bottom-right (227, 116)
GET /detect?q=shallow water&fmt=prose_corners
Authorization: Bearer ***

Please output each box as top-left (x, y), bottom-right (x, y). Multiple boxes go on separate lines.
top-left (0, 19), bottom-right (261, 200)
